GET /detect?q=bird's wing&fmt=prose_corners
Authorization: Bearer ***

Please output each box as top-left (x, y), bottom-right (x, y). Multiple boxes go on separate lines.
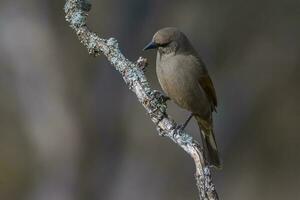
top-left (198, 74), bottom-right (218, 112)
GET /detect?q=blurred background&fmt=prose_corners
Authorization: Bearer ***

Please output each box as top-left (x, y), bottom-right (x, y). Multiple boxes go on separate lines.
top-left (0, 0), bottom-right (299, 199)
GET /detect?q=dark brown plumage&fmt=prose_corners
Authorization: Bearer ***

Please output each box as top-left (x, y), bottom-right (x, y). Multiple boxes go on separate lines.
top-left (144, 27), bottom-right (221, 168)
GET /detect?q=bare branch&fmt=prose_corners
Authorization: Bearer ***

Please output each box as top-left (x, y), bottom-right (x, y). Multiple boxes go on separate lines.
top-left (64, 0), bottom-right (219, 199)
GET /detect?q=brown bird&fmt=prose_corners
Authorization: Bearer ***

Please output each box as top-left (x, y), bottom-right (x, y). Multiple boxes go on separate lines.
top-left (143, 27), bottom-right (221, 168)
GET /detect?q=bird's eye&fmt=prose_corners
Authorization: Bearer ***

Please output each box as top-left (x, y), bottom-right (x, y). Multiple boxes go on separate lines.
top-left (159, 41), bottom-right (171, 47)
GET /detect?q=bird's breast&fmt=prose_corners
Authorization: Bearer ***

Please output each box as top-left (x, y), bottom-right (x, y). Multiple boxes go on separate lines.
top-left (156, 54), bottom-right (210, 116)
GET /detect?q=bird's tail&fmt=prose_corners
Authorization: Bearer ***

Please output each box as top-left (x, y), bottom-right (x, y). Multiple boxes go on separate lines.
top-left (195, 115), bottom-right (221, 169)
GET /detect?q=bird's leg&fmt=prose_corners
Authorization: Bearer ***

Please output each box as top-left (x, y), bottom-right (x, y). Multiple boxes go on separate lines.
top-left (160, 95), bottom-right (170, 103)
top-left (177, 113), bottom-right (194, 131)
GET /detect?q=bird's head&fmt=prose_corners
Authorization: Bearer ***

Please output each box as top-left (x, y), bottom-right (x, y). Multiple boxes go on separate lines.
top-left (143, 27), bottom-right (188, 55)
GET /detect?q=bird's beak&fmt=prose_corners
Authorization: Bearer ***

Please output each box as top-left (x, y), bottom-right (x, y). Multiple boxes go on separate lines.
top-left (143, 41), bottom-right (158, 51)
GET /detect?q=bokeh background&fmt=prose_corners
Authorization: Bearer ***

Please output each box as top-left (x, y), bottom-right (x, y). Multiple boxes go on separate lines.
top-left (0, 0), bottom-right (299, 199)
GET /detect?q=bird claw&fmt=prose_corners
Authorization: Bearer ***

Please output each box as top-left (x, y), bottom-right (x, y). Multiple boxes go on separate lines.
top-left (175, 124), bottom-right (185, 132)
top-left (151, 90), bottom-right (170, 103)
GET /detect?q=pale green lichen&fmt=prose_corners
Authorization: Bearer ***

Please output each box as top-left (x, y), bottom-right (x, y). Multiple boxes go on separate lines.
top-left (78, 0), bottom-right (92, 12)
top-left (87, 35), bottom-right (98, 50)
top-left (64, 0), bottom-right (73, 13)
top-left (107, 37), bottom-right (118, 47)
top-left (70, 11), bottom-right (86, 27)
top-left (177, 132), bottom-right (193, 145)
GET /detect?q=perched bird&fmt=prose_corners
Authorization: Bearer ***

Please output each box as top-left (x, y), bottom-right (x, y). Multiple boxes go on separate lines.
top-left (143, 27), bottom-right (221, 168)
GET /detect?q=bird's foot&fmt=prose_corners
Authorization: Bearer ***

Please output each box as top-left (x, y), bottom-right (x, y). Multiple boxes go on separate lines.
top-left (151, 90), bottom-right (170, 103)
top-left (175, 124), bottom-right (186, 132)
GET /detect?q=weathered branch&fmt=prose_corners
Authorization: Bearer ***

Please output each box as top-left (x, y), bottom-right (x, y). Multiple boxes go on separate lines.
top-left (64, 0), bottom-right (219, 199)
